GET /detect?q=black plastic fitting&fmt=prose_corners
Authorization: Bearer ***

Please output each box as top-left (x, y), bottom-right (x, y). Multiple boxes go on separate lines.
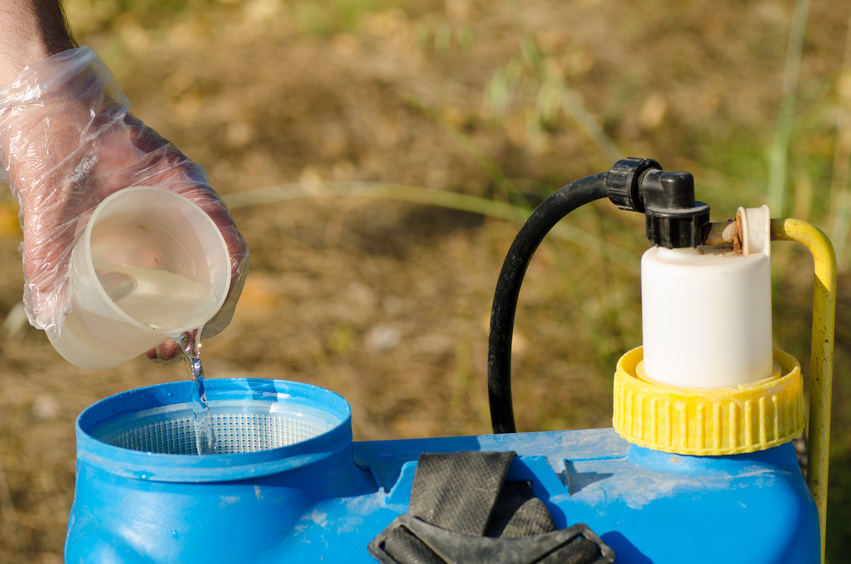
top-left (605, 157), bottom-right (661, 213)
top-left (606, 158), bottom-right (710, 249)
top-left (640, 169), bottom-right (710, 248)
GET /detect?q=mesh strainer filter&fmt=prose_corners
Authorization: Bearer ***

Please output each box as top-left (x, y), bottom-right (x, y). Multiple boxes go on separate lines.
top-left (92, 399), bottom-right (341, 455)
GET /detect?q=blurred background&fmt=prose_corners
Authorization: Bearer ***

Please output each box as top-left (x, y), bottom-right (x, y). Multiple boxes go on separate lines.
top-left (0, 0), bottom-right (849, 561)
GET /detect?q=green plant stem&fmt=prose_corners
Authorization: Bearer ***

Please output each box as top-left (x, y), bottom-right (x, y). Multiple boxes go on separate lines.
top-left (767, 0), bottom-right (811, 216)
top-left (224, 180), bottom-right (639, 271)
top-left (560, 86), bottom-right (623, 165)
top-left (828, 3), bottom-right (851, 271)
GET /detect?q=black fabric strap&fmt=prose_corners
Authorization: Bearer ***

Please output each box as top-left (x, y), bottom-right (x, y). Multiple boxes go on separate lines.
top-left (408, 451), bottom-right (517, 536)
top-left (368, 451), bottom-right (615, 564)
top-left (486, 481), bottom-right (556, 539)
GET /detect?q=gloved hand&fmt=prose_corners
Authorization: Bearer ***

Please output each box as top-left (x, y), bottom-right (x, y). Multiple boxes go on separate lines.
top-left (0, 46), bottom-right (249, 362)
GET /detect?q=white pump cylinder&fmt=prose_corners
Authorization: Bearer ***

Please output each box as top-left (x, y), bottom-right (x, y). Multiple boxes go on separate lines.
top-left (640, 207), bottom-right (774, 389)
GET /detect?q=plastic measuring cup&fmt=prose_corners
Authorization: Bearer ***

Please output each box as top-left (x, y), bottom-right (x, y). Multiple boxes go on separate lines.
top-left (48, 187), bottom-right (231, 370)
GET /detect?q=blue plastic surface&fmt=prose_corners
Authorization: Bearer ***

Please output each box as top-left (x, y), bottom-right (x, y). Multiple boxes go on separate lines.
top-left (66, 379), bottom-right (820, 563)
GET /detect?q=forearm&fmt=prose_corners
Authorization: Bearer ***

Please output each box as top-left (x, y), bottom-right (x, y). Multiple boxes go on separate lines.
top-left (0, 0), bottom-right (76, 87)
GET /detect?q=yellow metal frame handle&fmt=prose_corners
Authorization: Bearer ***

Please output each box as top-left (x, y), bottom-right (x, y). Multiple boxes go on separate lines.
top-left (770, 218), bottom-right (835, 563)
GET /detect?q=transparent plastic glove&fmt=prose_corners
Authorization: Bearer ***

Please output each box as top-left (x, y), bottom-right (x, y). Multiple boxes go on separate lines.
top-left (0, 47), bottom-right (248, 361)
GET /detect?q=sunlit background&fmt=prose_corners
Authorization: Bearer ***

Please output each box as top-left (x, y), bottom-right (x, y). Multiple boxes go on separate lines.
top-left (1, 0), bottom-right (849, 561)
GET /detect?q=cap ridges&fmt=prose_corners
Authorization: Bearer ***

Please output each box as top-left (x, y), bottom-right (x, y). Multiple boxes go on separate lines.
top-left (613, 347), bottom-right (804, 455)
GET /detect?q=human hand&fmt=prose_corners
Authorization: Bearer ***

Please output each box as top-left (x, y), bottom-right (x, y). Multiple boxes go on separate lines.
top-left (0, 47), bottom-right (248, 363)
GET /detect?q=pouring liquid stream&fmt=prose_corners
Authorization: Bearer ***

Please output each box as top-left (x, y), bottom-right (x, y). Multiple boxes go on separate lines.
top-left (178, 328), bottom-right (218, 455)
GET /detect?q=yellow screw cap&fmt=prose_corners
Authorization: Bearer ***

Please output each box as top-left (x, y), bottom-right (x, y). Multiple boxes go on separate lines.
top-left (613, 347), bottom-right (804, 455)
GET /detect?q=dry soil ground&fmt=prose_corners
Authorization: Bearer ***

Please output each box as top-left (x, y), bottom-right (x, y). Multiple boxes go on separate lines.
top-left (2, 0), bottom-right (851, 561)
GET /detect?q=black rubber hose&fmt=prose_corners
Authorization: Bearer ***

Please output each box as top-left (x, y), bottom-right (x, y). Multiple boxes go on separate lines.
top-left (488, 172), bottom-right (610, 434)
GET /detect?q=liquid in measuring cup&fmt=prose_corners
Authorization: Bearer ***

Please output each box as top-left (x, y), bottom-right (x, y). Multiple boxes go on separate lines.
top-left (96, 265), bottom-right (220, 329)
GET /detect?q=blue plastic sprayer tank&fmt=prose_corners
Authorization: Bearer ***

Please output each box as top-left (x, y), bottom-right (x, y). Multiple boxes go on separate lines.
top-left (66, 160), bottom-right (830, 563)
top-left (65, 377), bottom-right (819, 563)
